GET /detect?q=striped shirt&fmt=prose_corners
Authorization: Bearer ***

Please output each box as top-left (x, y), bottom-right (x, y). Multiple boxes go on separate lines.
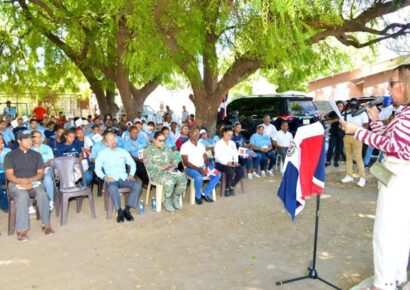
top-left (354, 106), bottom-right (410, 161)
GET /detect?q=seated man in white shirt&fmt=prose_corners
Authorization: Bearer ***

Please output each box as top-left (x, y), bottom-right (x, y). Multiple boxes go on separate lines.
top-left (214, 127), bottom-right (243, 197)
top-left (273, 121), bottom-right (293, 164)
top-left (181, 127), bottom-right (221, 205)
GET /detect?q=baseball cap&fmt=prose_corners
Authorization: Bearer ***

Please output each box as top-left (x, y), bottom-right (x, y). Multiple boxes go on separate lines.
top-left (17, 130), bottom-right (31, 140)
top-left (256, 123), bottom-right (264, 129)
top-left (199, 129), bottom-right (207, 135)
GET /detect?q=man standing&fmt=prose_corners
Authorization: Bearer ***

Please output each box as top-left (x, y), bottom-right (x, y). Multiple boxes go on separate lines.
top-left (273, 121), bottom-right (293, 164)
top-left (5, 130), bottom-right (54, 241)
top-left (341, 98), bottom-right (368, 187)
top-left (3, 101), bottom-right (17, 119)
top-left (32, 101), bottom-right (48, 123)
top-left (144, 132), bottom-right (187, 212)
top-left (95, 132), bottom-right (141, 223)
top-left (261, 114), bottom-right (278, 142)
top-left (325, 100), bottom-right (344, 167)
top-left (181, 127), bottom-right (221, 205)
top-left (181, 106), bottom-right (189, 124)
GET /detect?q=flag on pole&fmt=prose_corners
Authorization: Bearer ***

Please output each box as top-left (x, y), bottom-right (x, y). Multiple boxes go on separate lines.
top-left (219, 94), bottom-right (229, 119)
top-left (277, 122), bottom-right (326, 220)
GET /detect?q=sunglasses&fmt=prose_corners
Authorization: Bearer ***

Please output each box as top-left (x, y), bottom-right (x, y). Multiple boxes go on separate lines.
top-left (388, 80), bottom-right (403, 88)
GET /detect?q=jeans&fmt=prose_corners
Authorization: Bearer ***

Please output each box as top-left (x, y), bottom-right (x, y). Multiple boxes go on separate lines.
top-left (364, 146), bottom-right (374, 166)
top-left (239, 157), bottom-right (251, 171)
top-left (185, 167), bottom-right (221, 199)
top-left (84, 170), bottom-right (93, 186)
top-left (106, 179), bottom-right (141, 210)
top-left (43, 167), bottom-right (55, 202)
top-left (256, 150), bottom-right (276, 171)
top-left (252, 153), bottom-right (262, 172)
top-left (326, 134), bottom-right (344, 163)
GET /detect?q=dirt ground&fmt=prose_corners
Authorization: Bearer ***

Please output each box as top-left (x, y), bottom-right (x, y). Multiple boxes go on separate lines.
top-left (0, 165), bottom-right (379, 290)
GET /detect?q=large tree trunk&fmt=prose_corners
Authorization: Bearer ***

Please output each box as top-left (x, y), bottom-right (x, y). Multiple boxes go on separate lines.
top-left (192, 90), bottom-right (224, 135)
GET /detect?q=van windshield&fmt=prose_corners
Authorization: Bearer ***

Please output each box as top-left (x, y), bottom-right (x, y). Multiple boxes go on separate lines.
top-left (288, 100), bottom-right (317, 116)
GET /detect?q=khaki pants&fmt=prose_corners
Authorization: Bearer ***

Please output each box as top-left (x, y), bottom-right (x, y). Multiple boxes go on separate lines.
top-left (343, 135), bottom-right (365, 178)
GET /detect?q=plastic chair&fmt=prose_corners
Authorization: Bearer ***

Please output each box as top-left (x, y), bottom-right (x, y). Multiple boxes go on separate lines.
top-left (145, 171), bottom-right (163, 213)
top-left (103, 184), bottom-right (132, 219)
top-left (53, 156), bottom-right (96, 226)
top-left (185, 175), bottom-right (216, 205)
top-left (7, 187), bottom-right (40, 235)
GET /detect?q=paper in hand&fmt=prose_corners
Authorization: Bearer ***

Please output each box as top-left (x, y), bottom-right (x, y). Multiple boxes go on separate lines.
top-left (329, 100), bottom-right (343, 120)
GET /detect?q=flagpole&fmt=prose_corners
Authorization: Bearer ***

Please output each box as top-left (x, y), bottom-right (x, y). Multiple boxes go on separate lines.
top-left (275, 194), bottom-right (342, 289)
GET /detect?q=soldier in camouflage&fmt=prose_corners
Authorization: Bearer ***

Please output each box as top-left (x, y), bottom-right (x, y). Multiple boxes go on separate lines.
top-left (144, 131), bottom-right (187, 212)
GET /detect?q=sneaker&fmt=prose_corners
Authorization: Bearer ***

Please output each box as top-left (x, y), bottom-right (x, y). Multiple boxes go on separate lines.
top-left (334, 163), bottom-right (339, 167)
top-left (252, 172), bottom-right (260, 178)
top-left (341, 175), bottom-right (354, 183)
top-left (357, 178), bottom-right (366, 187)
top-left (267, 169), bottom-right (274, 176)
top-left (325, 161), bottom-right (331, 167)
top-left (247, 173), bottom-right (253, 180)
top-left (261, 170), bottom-right (266, 177)
top-left (28, 205), bottom-right (36, 215)
top-left (49, 201), bottom-right (54, 211)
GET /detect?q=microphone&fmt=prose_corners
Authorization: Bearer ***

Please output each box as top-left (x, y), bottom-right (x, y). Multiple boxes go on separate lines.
top-left (351, 96), bottom-right (384, 117)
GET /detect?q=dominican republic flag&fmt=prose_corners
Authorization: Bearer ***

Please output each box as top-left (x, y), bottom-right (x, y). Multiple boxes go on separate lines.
top-left (277, 122), bottom-right (326, 220)
top-left (219, 94), bottom-right (229, 119)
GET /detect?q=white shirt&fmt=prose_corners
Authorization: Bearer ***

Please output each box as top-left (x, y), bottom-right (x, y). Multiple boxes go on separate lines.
top-left (379, 105), bottom-right (404, 121)
top-left (214, 139), bottom-right (239, 165)
top-left (180, 140), bottom-right (206, 167)
top-left (262, 123), bottom-right (278, 140)
top-left (346, 112), bottom-right (369, 127)
top-left (84, 135), bottom-right (94, 150)
top-left (275, 130), bottom-right (293, 147)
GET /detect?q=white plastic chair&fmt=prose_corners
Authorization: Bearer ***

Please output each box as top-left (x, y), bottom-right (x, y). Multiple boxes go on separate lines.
top-left (185, 175), bottom-right (216, 205)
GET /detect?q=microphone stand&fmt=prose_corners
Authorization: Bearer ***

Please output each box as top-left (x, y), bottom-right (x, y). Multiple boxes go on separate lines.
top-left (275, 194), bottom-right (342, 290)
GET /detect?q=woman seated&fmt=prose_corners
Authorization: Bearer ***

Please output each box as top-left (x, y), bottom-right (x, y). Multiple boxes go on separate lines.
top-left (176, 125), bottom-right (190, 150)
top-left (231, 122), bottom-right (253, 178)
top-left (214, 127), bottom-right (244, 197)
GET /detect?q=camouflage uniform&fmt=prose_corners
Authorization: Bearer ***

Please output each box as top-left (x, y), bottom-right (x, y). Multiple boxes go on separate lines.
top-left (144, 144), bottom-right (187, 201)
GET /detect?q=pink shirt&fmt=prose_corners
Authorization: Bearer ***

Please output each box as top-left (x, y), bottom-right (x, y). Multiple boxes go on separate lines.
top-left (354, 106), bottom-right (410, 161)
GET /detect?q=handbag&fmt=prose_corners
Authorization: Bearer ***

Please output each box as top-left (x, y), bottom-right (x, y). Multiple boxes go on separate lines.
top-left (369, 152), bottom-right (396, 187)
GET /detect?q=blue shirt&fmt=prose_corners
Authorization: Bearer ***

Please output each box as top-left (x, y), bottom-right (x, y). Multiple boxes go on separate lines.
top-left (95, 147), bottom-right (136, 181)
top-left (124, 134), bottom-right (149, 158)
top-left (0, 147), bottom-right (11, 173)
top-left (115, 135), bottom-right (125, 149)
top-left (90, 141), bottom-right (107, 160)
top-left (3, 107), bottom-right (17, 119)
top-left (199, 137), bottom-right (216, 147)
top-left (32, 144), bottom-right (54, 163)
top-left (165, 135), bottom-right (176, 148)
top-left (232, 133), bottom-right (246, 149)
top-left (55, 142), bottom-right (82, 157)
top-left (48, 138), bottom-right (64, 154)
top-left (250, 133), bottom-right (271, 148)
top-left (44, 129), bottom-right (55, 139)
top-left (0, 129), bottom-right (15, 145)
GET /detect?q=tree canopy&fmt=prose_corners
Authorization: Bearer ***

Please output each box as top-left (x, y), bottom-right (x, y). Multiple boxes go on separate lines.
top-left (0, 0), bottom-right (409, 126)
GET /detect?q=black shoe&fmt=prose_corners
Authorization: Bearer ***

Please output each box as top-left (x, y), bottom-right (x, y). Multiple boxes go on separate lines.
top-left (334, 162), bottom-right (339, 167)
top-left (202, 195), bottom-right (214, 203)
top-left (230, 188), bottom-right (236, 196)
top-left (195, 198), bottom-right (203, 205)
top-left (123, 208), bottom-right (134, 222)
top-left (224, 189), bottom-right (231, 197)
top-left (117, 209), bottom-right (125, 223)
top-left (325, 161), bottom-right (331, 167)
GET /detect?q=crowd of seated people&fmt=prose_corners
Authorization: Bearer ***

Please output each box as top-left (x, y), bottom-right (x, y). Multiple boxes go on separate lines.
top-left (0, 104), bottom-right (286, 241)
